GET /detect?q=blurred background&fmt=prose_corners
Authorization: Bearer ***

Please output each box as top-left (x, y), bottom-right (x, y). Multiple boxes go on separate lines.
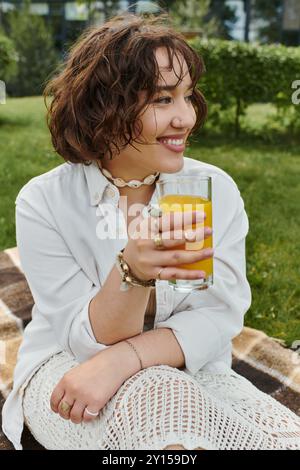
top-left (0, 0), bottom-right (299, 347)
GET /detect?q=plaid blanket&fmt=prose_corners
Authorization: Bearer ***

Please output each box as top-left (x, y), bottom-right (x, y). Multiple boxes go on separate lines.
top-left (1, 247), bottom-right (299, 450)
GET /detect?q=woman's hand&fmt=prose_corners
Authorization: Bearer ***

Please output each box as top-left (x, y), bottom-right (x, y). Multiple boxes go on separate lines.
top-left (50, 344), bottom-right (135, 424)
top-left (123, 209), bottom-right (213, 282)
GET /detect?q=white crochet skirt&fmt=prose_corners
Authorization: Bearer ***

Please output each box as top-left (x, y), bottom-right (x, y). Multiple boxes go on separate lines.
top-left (22, 350), bottom-right (300, 450)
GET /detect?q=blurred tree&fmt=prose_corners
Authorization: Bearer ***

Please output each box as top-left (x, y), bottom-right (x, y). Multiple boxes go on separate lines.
top-left (78, 0), bottom-right (237, 38)
top-left (0, 30), bottom-right (17, 74)
top-left (76, 0), bottom-right (122, 24)
top-left (4, 0), bottom-right (59, 96)
top-left (155, 0), bottom-right (177, 12)
top-left (205, 0), bottom-right (238, 39)
top-left (168, 0), bottom-right (219, 37)
top-left (251, 0), bottom-right (283, 43)
top-left (127, 1), bottom-right (178, 14)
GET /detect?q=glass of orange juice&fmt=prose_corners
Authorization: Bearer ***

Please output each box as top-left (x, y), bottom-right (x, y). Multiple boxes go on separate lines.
top-left (156, 174), bottom-right (213, 292)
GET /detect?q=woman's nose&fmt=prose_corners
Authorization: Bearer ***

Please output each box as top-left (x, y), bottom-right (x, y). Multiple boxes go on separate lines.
top-left (172, 105), bottom-right (196, 129)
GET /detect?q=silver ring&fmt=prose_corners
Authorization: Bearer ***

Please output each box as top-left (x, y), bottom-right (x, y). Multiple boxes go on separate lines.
top-left (184, 229), bottom-right (196, 241)
top-left (147, 205), bottom-right (163, 218)
top-left (85, 407), bottom-right (99, 417)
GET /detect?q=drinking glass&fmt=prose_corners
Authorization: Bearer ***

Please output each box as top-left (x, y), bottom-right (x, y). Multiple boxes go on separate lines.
top-left (156, 174), bottom-right (213, 292)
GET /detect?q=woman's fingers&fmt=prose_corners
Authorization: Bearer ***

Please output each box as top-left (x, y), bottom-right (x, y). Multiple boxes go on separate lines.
top-left (155, 210), bottom-right (206, 233)
top-left (157, 266), bottom-right (206, 281)
top-left (158, 226), bottom-right (213, 249)
top-left (69, 400), bottom-right (86, 424)
top-left (150, 246), bottom-right (214, 267)
top-left (57, 394), bottom-right (75, 420)
top-left (50, 386), bottom-right (65, 413)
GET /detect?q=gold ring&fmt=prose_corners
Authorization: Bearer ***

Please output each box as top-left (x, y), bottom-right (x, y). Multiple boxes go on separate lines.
top-left (60, 401), bottom-right (72, 414)
top-left (157, 268), bottom-right (164, 280)
top-left (153, 233), bottom-right (164, 249)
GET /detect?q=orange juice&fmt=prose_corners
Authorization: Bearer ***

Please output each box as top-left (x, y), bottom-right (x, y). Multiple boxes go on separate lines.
top-left (158, 194), bottom-right (213, 276)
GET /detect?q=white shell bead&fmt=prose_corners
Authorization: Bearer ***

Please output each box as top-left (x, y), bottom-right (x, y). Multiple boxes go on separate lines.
top-left (128, 180), bottom-right (142, 188)
top-left (144, 175), bottom-right (154, 184)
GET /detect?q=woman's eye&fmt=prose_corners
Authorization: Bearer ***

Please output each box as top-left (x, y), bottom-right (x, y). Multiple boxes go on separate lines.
top-left (154, 94), bottom-right (193, 104)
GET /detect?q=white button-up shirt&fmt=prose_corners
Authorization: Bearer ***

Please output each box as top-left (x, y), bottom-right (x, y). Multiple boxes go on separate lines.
top-left (2, 156), bottom-right (251, 449)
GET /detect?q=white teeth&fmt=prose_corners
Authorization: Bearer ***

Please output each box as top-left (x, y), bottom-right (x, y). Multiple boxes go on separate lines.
top-left (159, 139), bottom-right (184, 146)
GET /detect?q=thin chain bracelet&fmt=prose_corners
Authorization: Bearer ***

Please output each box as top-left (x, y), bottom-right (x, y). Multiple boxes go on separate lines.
top-left (124, 339), bottom-right (144, 370)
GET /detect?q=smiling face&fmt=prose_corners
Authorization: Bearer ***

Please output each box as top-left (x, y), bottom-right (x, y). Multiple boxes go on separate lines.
top-left (101, 46), bottom-right (197, 182)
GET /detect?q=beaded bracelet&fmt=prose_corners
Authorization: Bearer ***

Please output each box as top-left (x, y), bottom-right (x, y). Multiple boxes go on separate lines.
top-left (116, 248), bottom-right (156, 291)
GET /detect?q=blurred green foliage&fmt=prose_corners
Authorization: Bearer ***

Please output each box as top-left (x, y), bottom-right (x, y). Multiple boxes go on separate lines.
top-left (0, 32), bottom-right (18, 83)
top-left (1, 2), bottom-right (59, 97)
top-left (191, 39), bottom-right (300, 136)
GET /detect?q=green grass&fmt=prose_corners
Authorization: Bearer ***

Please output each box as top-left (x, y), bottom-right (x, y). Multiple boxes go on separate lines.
top-left (1, 97), bottom-right (300, 347)
top-left (0, 96), bottom-right (62, 247)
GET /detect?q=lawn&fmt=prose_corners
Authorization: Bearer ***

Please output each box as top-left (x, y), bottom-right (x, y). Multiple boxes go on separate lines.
top-left (1, 96), bottom-right (300, 347)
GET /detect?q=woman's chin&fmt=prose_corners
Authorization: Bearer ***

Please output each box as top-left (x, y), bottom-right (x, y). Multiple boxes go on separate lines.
top-left (159, 155), bottom-right (184, 173)
top-left (157, 153), bottom-right (184, 173)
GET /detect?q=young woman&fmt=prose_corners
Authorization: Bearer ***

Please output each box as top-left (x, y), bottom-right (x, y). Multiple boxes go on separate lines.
top-left (2, 12), bottom-right (300, 450)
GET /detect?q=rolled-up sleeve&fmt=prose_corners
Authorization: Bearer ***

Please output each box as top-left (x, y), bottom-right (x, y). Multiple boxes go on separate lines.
top-left (154, 175), bottom-right (252, 375)
top-left (15, 187), bottom-right (109, 363)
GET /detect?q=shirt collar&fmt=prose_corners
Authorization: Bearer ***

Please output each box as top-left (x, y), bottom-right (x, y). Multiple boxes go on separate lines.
top-left (83, 160), bottom-right (175, 207)
top-left (83, 160), bottom-right (112, 206)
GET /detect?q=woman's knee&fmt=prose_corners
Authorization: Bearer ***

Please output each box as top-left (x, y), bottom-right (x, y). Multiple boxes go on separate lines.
top-left (115, 365), bottom-right (204, 413)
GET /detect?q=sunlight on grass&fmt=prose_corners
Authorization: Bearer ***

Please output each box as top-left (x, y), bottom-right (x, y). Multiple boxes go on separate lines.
top-left (246, 103), bottom-right (277, 129)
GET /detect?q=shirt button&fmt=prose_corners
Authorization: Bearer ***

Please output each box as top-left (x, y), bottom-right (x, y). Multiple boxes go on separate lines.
top-left (93, 192), bottom-right (100, 202)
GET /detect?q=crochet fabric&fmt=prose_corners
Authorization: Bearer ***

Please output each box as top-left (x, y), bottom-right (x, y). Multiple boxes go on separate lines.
top-left (22, 351), bottom-right (300, 450)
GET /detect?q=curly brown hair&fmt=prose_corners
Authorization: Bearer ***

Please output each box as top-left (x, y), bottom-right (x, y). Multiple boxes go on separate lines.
top-left (43, 12), bottom-right (207, 166)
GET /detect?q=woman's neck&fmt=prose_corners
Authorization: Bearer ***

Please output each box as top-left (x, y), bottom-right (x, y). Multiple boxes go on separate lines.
top-left (98, 157), bottom-right (157, 206)
top-left (118, 184), bottom-right (155, 206)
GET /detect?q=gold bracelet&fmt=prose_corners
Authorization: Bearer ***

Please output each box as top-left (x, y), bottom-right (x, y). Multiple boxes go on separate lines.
top-left (124, 339), bottom-right (144, 370)
top-left (116, 249), bottom-right (156, 291)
